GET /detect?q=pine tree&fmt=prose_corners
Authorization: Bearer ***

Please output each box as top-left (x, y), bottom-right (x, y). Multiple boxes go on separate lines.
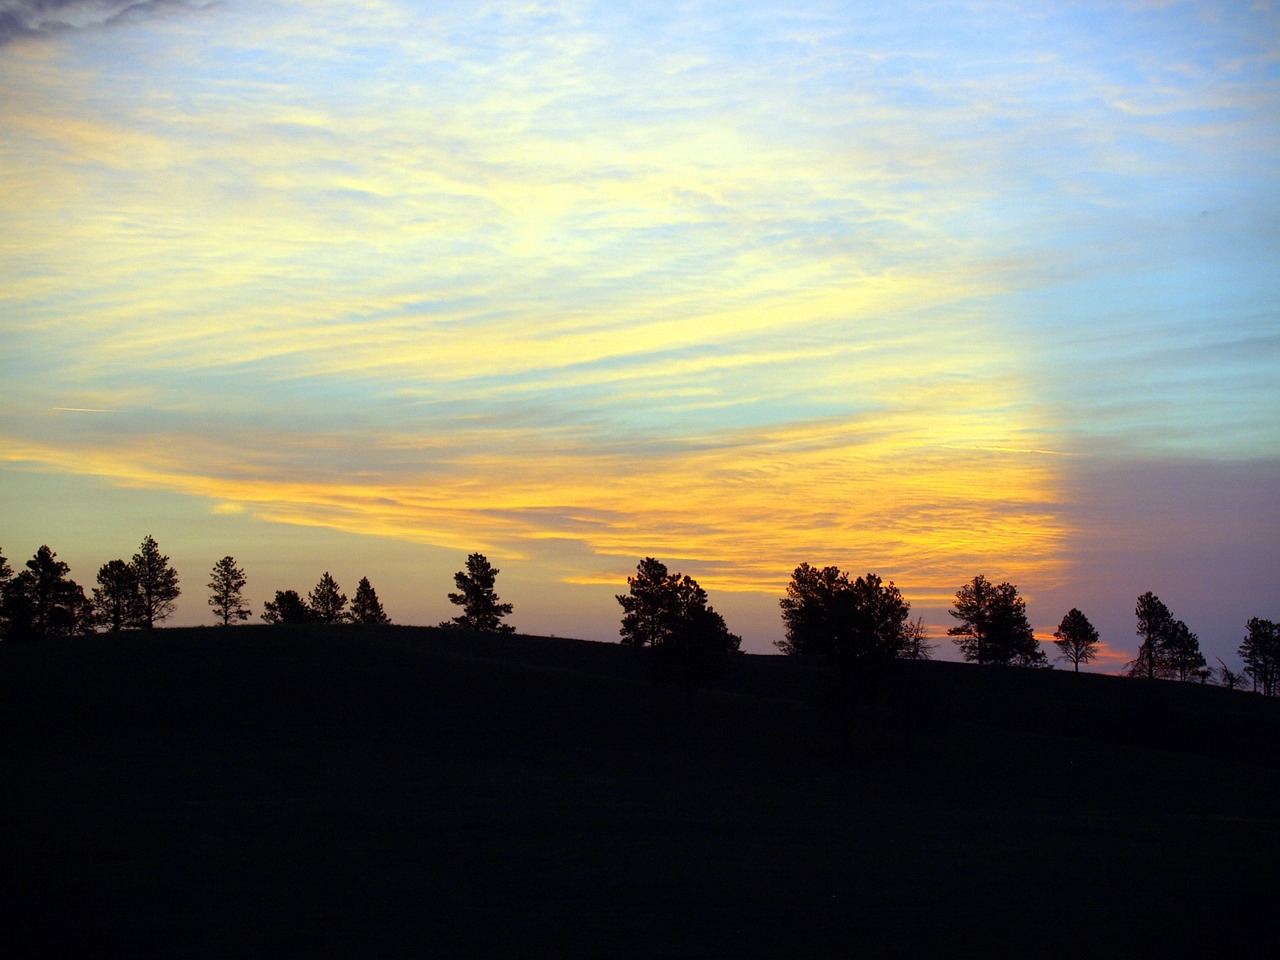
top-left (618, 557), bottom-right (681, 649)
top-left (948, 575), bottom-right (1045, 667)
top-left (350, 576), bottom-right (390, 625)
top-left (445, 553), bottom-right (514, 633)
top-left (1165, 619), bottom-right (1206, 682)
top-left (208, 556), bottom-right (250, 626)
top-left (1052, 608), bottom-right (1100, 672)
top-left (131, 535), bottom-right (180, 629)
top-left (1240, 618), bottom-right (1279, 695)
top-left (262, 590), bottom-right (312, 624)
top-left (93, 559), bottom-right (139, 633)
top-left (308, 572), bottom-right (348, 624)
top-left (1130, 592), bottom-right (1174, 679)
top-left (776, 563), bottom-right (850, 656)
top-left (4, 546), bottom-right (89, 639)
top-left (617, 557), bottom-right (740, 686)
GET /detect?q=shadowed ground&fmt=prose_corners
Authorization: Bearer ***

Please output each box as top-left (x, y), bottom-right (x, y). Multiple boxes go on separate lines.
top-left (3, 626), bottom-right (1278, 957)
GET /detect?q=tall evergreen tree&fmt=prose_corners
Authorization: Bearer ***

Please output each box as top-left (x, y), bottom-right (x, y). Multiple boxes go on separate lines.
top-left (948, 575), bottom-right (1045, 667)
top-left (208, 556), bottom-right (250, 626)
top-left (1130, 592), bottom-right (1173, 679)
top-left (1239, 618), bottom-right (1278, 696)
top-left (445, 553), bottom-right (514, 633)
top-left (350, 576), bottom-right (390, 625)
top-left (131, 535), bottom-right (180, 629)
top-left (308, 572), bottom-right (348, 624)
top-left (619, 557), bottom-right (681, 649)
top-left (1052, 608), bottom-right (1100, 672)
top-left (93, 559), bottom-right (139, 633)
top-left (1165, 619), bottom-right (1206, 682)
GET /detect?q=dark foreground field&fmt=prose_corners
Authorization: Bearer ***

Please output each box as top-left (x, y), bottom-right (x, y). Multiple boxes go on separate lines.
top-left (4, 626), bottom-right (1279, 957)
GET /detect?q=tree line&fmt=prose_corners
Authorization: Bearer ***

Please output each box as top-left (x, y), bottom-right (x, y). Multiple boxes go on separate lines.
top-left (0, 537), bottom-right (179, 639)
top-left (3, 541), bottom-right (1276, 693)
top-left (0, 542), bottom-right (513, 640)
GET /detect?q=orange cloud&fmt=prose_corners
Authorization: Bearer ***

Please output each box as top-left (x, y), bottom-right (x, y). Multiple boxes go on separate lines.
top-left (2, 393), bottom-right (1068, 604)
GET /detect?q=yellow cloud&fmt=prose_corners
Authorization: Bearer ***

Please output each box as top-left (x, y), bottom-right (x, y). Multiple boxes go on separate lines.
top-left (1, 376), bottom-right (1067, 601)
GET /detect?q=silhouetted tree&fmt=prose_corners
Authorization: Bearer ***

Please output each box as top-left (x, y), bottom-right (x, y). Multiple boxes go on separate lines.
top-left (777, 563), bottom-right (851, 656)
top-left (618, 557), bottom-right (680, 649)
top-left (93, 559), bottom-right (139, 633)
top-left (948, 575), bottom-right (1045, 667)
top-left (445, 553), bottom-right (513, 633)
top-left (350, 576), bottom-right (390, 625)
top-left (3, 546), bottom-right (89, 639)
top-left (617, 557), bottom-right (740, 685)
top-left (208, 556), bottom-right (250, 626)
top-left (779, 564), bottom-right (923, 663)
top-left (1130, 592), bottom-right (1174, 679)
top-left (131, 535), bottom-right (180, 629)
top-left (1239, 617), bottom-right (1279, 696)
top-left (833, 572), bottom-right (912, 664)
top-left (1165, 618), bottom-right (1206, 682)
top-left (1215, 658), bottom-right (1248, 691)
top-left (1052, 608), bottom-right (1099, 672)
top-left (308, 572), bottom-right (348, 624)
top-left (900, 616), bottom-right (936, 661)
top-left (261, 589), bottom-right (312, 624)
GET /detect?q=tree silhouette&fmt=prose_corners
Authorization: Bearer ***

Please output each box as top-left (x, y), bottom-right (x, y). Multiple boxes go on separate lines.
top-left (900, 616), bottom-right (935, 661)
top-left (777, 563), bottom-right (850, 656)
top-left (1052, 608), bottom-right (1099, 672)
top-left (208, 556), bottom-right (250, 626)
top-left (445, 553), bottom-right (514, 633)
top-left (350, 576), bottom-right (390, 625)
top-left (1215, 658), bottom-right (1248, 691)
top-left (131, 535), bottom-right (180, 629)
top-left (261, 589), bottom-right (312, 624)
top-left (1165, 618), bottom-right (1206, 682)
top-left (3, 546), bottom-right (89, 639)
top-left (308, 572), bottom-right (348, 624)
top-left (1130, 592), bottom-right (1173, 679)
top-left (617, 557), bottom-right (679, 649)
top-left (1239, 617), bottom-right (1278, 695)
top-left (948, 575), bottom-right (1045, 667)
top-left (617, 557), bottom-right (740, 685)
top-left (778, 564), bottom-right (922, 664)
top-left (93, 559), bottom-right (139, 633)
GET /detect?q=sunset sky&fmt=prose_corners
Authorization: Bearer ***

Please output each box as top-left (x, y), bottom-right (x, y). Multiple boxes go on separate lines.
top-left (2, 0), bottom-right (1277, 666)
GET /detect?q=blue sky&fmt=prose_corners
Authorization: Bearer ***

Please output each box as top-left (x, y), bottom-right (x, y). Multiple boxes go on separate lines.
top-left (2, 0), bottom-right (1277, 665)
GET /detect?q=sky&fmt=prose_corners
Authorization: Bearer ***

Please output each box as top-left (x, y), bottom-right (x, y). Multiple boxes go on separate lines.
top-left (2, 0), bottom-right (1277, 668)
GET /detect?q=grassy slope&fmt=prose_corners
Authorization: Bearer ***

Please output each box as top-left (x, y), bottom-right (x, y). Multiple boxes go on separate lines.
top-left (3, 626), bottom-right (1278, 958)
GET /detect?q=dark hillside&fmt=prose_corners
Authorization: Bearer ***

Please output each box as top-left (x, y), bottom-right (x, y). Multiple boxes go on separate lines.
top-left (3, 627), bottom-right (1278, 957)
